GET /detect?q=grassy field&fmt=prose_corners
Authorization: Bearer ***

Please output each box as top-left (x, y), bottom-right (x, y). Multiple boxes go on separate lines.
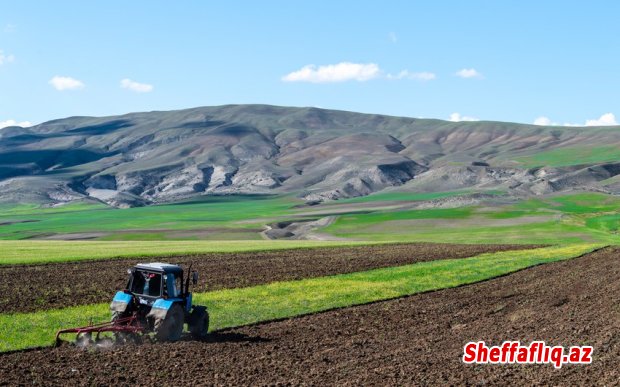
top-left (326, 190), bottom-right (478, 204)
top-left (0, 195), bottom-right (298, 240)
top-left (0, 240), bottom-right (384, 265)
top-left (324, 192), bottom-right (620, 245)
top-left (2, 191), bottom-right (620, 245)
top-left (0, 244), bottom-right (599, 352)
top-left (514, 146), bottom-right (620, 168)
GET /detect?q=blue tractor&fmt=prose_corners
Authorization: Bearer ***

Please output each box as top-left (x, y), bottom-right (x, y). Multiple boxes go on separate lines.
top-left (56, 262), bottom-right (209, 345)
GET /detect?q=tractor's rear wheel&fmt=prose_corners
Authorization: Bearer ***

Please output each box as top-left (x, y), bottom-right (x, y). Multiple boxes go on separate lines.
top-left (154, 304), bottom-right (184, 342)
top-left (189, 307), bottom-right (209, 339)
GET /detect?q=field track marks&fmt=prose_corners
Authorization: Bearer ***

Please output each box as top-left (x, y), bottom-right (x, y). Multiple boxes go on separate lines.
top-left (3, 246), bottom-right (616, 385)
top-left (0, 243), bottom-right (542, 313)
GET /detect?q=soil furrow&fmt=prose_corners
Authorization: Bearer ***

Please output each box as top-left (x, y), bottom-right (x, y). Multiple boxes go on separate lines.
top-left (0, 247), bottom-right (616, 385)
top-left (0, 243), bottom-right (539, 314)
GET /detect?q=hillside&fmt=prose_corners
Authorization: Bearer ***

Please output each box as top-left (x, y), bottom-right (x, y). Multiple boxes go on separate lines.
top-left (2, 104), bottom-right (620, 208)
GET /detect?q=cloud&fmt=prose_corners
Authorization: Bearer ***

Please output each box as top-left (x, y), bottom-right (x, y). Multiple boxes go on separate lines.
top-left (389, 32), bottom-right (397, 43)
top-left (0, 119), bottom-right (32, 129)
top-left (449, 112), bottom-right (479, 122)
top-left (49, 76), bottom-right (85, 91)
top-left (0, 50), bottom-right (15, 65)
top-left (282, 62), bottom-right (381, 83)
top-left (533, 116), bottom-right (553, 126)
top-left (585, 113), bottom-right (617, 126)
top-left (455, 68), bottom-right (483, 79)
top-left (533, 113), bottom-right (618, 127)
top-left (282, 62), bottom-right (438, 83)
top-left (387, 70), bottom-right (436, 81)
top-left (4, 24), bottom-right (16, 33)
top-left (120, 78), bottom-right (154, 93)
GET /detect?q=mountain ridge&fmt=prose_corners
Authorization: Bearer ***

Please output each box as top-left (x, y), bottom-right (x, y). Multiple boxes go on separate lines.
top-left (2, 104), bottom-right (620, 208)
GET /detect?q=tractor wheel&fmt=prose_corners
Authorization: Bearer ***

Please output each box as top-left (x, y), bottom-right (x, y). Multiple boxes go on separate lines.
top-left (189, 307), bottom-right (210, 339)
top-left (154, 304), bottom-right (184, 342)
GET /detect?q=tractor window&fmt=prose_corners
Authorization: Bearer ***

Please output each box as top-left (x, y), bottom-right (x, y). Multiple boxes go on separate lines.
top-left (130, 271), bottom-right (162, 297)
top-left (165, 273), bottom-right (179, 298)
top-left (176, 275), bottom-right (183, 296)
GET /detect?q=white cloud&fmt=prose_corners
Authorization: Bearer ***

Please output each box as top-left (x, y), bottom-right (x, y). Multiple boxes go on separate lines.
top-left (533, 116), bottom-right (553, 126)
top-left (282, 62), bottom-right (439, 83)
top-left (585, 113), bottom-right (617, 126)
top-left (4, 24), bottom-right (16, 33)
top-left (455, 68), bottom-right (483, 79)
top-left (0, 50), bottom-right (15, 65)
top-left (389, 32), bottom-right (397, 43)
top-left (120, 78), bottom-right (154, 93)
top-left (533, 113), bottom-right (618, 127)
top-left (449, 112), bottom-right (479, 122)
top-left (282, 62), bottom-right (381, 83)
top-left (49, 76), bottom-right (85, 91)
top-left (387, 70), bottom-right (436, 81)
top-left (0, 119), bottom-right (32, 129)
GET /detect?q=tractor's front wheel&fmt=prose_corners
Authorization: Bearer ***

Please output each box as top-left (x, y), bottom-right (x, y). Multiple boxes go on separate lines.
top-left (189, 306), bottom-right (209, 339)
top-left (154, 304), bottom-right (184, 342)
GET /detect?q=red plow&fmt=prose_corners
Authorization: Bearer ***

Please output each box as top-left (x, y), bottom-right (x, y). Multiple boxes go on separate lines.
top-left (55, 315), bottom-right (145, 347)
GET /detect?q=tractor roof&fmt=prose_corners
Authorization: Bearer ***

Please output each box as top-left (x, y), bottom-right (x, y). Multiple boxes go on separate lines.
top-left (135, 262), bottom-right (183, 274)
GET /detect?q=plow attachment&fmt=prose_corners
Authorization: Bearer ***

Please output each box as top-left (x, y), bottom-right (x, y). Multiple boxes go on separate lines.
top-left (55, 315), bottom-right (145, 347)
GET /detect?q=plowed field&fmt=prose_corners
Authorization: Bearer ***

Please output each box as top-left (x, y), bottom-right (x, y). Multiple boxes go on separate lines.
top-left (1, 247), bottom-right (616, 385)
top-left (0, 243), bottom-right (538, 313)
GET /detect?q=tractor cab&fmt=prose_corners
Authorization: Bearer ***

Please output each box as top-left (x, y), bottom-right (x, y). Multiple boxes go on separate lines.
top-left (127, 263), bottom-right (185, 305)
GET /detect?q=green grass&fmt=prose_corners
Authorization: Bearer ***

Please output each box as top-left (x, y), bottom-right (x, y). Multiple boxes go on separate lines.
top-left (0, 201), bottom-right (108, 216)
top-left (513, 192), bottom-right (620, 214)
top-left (0, 195), bottom-right (298, 240)
top-left (328, 207), bottom-right (473, 227)
top-left (514, 145), bottom-right (620, 167)
top-left (0, 244), bottom-right (599, 352)
top-left (0, 240), bottom-right (386, 265)
top-left (3, 191), bottom-right (620, 245)
top-left (330, 189), bottom-right (506, 204)
top-left (329, 190), bottom-right (477, 204)
top-left (586, 213), bottom-right (620, 233)
top-left (323, 192), bottom-right (620, 245)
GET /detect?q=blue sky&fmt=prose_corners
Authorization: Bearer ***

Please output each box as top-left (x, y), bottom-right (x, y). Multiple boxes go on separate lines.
top-left (1, 1), bottom-right (619, 127)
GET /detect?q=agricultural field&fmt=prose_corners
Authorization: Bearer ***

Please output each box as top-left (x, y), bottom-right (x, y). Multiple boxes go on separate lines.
top-left (1, 181), bottom-right (619, 385)
top-left (0, 243), bottom-right (613, 384)
top-left (2, 191), bottom-right (620, 245)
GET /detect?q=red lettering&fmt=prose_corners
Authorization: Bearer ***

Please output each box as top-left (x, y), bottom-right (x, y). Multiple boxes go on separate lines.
top-left (463, 342), bottom-right (477, 363)
top-left (581, 346), bottom-right (593, 364)
top-left (489, 347), bottom-right (500, 363)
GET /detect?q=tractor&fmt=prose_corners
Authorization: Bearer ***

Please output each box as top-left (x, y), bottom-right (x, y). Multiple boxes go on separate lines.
top-left (56, 262), bottom-right (209, 346)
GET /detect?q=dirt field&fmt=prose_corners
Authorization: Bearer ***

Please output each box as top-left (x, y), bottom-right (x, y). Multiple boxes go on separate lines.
top-left (1, 247), bottom-right (617, 385)
top-left (0, 243), bottom-right (539, 314)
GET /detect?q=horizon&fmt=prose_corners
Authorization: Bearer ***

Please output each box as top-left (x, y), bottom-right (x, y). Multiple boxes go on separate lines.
top-left (5, 102), bottom-right (620, 129)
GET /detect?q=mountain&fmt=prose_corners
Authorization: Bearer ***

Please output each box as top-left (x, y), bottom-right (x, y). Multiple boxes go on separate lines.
top-left (2, 104), bottom-right (620, 208)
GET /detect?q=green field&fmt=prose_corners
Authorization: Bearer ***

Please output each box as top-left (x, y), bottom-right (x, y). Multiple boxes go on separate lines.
top-left (0, 244), bottom-right (597, 352)
top-left (324, 192), bottom-right (620, 245)
top-left (0, 195), bottom-right (297, 240)
top-left (0, 240), bottom-right (384, 265)
top-left (514, 146), bottom-right (620, 168)
top-left (326, 190), bottom-right (480, 204)
top-left (1, 191), bottom-right (620, 246)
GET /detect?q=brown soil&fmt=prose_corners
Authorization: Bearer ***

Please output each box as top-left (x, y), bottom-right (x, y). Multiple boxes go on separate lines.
top-left (1, 247), bottom-right (618, 385)
top-left (0, 243), bottom-right (538, 314)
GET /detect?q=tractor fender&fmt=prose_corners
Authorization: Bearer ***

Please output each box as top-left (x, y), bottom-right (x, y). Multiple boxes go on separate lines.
top-left (110, 291), bottom-right (132, 313)
top-left (147, 298), bottom-right (183, 320)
